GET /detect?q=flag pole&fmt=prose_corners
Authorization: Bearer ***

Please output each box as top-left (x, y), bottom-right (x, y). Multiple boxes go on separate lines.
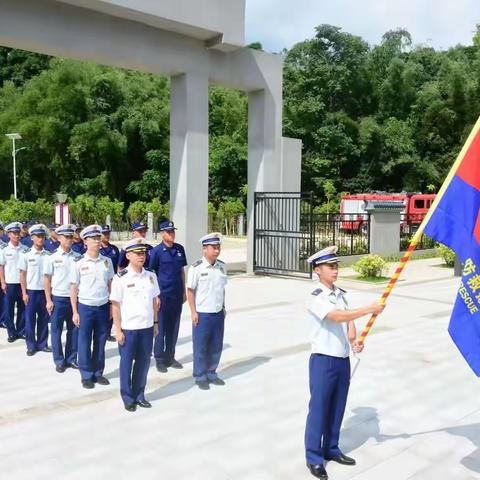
top-left (357, 117), bottom-right (480, 346)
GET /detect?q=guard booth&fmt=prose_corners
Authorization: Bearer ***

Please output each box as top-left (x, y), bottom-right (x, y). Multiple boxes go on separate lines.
top-left (253, 192), bottom-right (371, 278)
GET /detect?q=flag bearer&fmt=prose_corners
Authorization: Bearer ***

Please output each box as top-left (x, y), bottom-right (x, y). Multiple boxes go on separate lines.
top-left (0, 222), bottom-right (30, 342)
top-left (70, 225), bottom-right (114, 389)
top-left (110, 238), bottom-right (160, 412)
top-left (186, 233), bottom-right (228, 390)
top-left (20, 224), bottom-right (52, 356)
top-left (44, 224), bottom-right (81, 373)
top-left (148, 219), bottom-right (187, 372)
top-left (304, 246), bottom-right (384, 480)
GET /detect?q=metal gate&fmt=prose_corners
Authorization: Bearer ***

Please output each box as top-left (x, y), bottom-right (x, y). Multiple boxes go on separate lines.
top-left (253, 192), bottom-right (371, 277)
top-left (253, 192), bottom-right (314, 277)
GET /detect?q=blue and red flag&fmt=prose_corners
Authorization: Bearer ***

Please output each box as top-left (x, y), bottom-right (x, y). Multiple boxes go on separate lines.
top-left (423, 121), bottom-right (480, 376)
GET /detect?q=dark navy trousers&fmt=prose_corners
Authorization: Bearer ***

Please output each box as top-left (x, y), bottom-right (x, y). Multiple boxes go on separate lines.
top-left (24, 290), bottom-right (49, 351)
top-left (0, 288), bottom-right (5, 327)
top-left (305, 353), bottom-right (351, 465)
top-left (153, 295), bottom-right (183, 365)
top-left (50, 295), bottom-right (78, 367)
top-left (77, 302), bottom-right (110, 381)
top-left (192, 310), bottom-right (225, 382)
top-left (119, 327), bottom-right (154, 406)
top-left (4, 283), bottom-right (25, 339)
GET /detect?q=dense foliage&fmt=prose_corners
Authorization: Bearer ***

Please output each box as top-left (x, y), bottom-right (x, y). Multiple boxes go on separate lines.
top-left (1, 24), bottom-right (479, 210)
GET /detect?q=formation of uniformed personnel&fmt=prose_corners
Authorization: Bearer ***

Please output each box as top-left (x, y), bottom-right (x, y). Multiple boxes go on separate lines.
top-left (117, 222), bottom-right (152, 271)
top-left (304, 246), bottom-right (384, 480)
top-left (71, 224), bottom-right (86, 255)
top-left (110, 238), bottom-right (160, 411)
top-left (148, 219), bottom-right (187, 372)
top-left (187, 233), bottom-right (228, 390)
top-left (0, 222), bottom-right (30, 342)
top-left (70, 224), bottom-right (114, 389)
top-left (44, 224), bottom-right (81, 373)
top-left (19, 224), bottom-right (52, 356)
top-left (44, 224), bottom-right (60, 252)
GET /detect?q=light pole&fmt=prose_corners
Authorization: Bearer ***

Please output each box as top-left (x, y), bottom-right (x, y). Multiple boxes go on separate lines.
top-left (5, 133), bottom-right (23, 199)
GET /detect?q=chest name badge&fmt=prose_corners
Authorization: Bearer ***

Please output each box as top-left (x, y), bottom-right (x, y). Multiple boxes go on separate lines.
top-left (127, 283), bottom-right (135, 288)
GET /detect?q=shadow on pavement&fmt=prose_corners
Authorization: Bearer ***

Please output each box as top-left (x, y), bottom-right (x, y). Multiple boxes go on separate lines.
top-left (147, 355), bottom-right (270, 402)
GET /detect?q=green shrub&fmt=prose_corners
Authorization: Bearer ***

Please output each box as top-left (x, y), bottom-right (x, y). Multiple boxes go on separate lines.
top-left (437, 243), bottom-right (455, 267)
top-left (353, 254), bottom-right (387, 278)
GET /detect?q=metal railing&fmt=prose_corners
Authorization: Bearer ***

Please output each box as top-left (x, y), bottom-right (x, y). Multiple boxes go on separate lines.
top-left (399, 214), bottom-right (436, 250)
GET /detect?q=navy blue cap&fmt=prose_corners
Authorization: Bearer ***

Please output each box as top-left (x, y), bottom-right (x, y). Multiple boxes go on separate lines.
top-left (159, 219), bottom-right (177, 231)
top-left (101, 224), bottom-right (112, 233)
top-left (131, 222), bottom-right (148, 232)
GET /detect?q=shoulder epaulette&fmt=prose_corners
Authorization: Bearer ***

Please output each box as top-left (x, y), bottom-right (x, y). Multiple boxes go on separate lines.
top-left (74, 255), bottom-right (83, 262)
top-left (311, 288), bottom-right (323, 296)
top-left (117, 268), bottom-right (128, 277)
top-left (192, 259), bottom-right (202, 267)
top-left (217, 259), bottom-right (225, 264)
top-left (337, 286), bottom-right (347, 294)
top-left (24, 248), bottom-right (31, 253)
top-left (44, 250), bottom-right (52, 256)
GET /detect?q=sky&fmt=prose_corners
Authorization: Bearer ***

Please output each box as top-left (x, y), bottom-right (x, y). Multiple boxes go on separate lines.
top-left (245, 0), bottom-right (480, 52)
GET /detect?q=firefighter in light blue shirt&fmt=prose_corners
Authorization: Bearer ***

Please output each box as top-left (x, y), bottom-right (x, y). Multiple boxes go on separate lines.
top-left (186, 233), bottom-right (228, 390)
top-left (0, 222), bottom-right (29, 342)
top-left (304, 246), bottom-right (384, 480)
top-left (19, 224), bottom-right (52, 356)
top-left (44, 224), bottom-right (82, 373)
top-left (70, 225), bottom-right (114, 389)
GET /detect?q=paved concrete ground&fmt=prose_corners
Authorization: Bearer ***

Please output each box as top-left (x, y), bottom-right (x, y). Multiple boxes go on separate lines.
top-left (1, 256), bottom-right (479, 480)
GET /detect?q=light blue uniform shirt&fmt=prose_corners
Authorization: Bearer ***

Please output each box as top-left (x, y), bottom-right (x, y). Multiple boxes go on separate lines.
top-left (70, 254), bottom-right (114, 307)
top-left (19, 248), bottom-right (51, 290)
top-left (0, 242), bottom-right (29, 284)
top-left (307, 282), bottom-right (350, 358)
top-left (186, 258), bottom-right (227, 313)
top-left (44, 248), bottom-right (82, 297)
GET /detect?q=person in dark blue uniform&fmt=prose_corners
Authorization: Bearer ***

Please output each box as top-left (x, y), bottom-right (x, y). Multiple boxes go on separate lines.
top-left (100, 224), bottom-right (120, 342)
top-left (0, 222), bottom-right (9, 244)
top-left (148, 219), bottom-right (187, 372)
top-left (19, 221), bottom-right (33, 248)
top-left (117, 222), bottom-right (152, 271)
top-left (71, 224), bottom-right (86, 255)
top-left (304, 247), bottom-right (385, 480)
top-left (44, 224), bottom-right (60, 252)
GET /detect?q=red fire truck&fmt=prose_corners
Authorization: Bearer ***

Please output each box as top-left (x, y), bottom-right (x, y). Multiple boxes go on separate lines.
top-left (339, 192), bottom-right (436, 232)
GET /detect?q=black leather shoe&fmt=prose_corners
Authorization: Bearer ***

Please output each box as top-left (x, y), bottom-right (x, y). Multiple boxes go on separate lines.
top-left (26, 349), bottom-right (36, 356)
top-left (82, 379), bottom-right (95, 389)
top-left (136, 399), bottom-right (152, 408)
top-left (156, 360), bottom-right (167, 373)
top-left (209, 378), bottom-right (225, 386)
top-left (93, 376), bottom-right (110, 385)
top-left (41, 346), bottom-right (52, 353)
top-left (7, 336), bottom-right (16, 343)
top-left (56, 365), bottom-right (66, 373)
top-left (125, 403), bottom-right (137, 412)
top-left (67, 362), bottom-right (79, 369)
top-left (307, 464), bottom-right (328, 479)
top-left (170, 359), bottom-right (183, 369)
top-left (325, 453), bottom-right (356, 466)
top-left (196, 380), bottom-right (210, 390)
top-left (107, 335), bottom-right (116, 342)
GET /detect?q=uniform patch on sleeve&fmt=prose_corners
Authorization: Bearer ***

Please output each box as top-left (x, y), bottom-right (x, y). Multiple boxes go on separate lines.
top-left (311, 288), bottom-right (323, 296)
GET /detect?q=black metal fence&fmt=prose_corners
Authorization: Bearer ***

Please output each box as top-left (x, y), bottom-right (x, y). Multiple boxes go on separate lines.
top-left (253, 192), bottom-right (370, 276)
top-left (399, 214), bottom-right (436, 250)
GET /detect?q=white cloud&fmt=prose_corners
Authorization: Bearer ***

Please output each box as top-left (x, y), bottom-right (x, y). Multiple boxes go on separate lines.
top-left (245, 0), bottom-right (480, 52)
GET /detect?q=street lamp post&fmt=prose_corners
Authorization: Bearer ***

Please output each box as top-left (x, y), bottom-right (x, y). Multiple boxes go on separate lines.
top-left (5, 133), bottom-right (22, 199)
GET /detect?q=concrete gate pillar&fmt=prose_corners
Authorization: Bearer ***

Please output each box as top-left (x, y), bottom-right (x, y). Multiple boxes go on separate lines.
top-left (170, 72), bottom-right (209, 263)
